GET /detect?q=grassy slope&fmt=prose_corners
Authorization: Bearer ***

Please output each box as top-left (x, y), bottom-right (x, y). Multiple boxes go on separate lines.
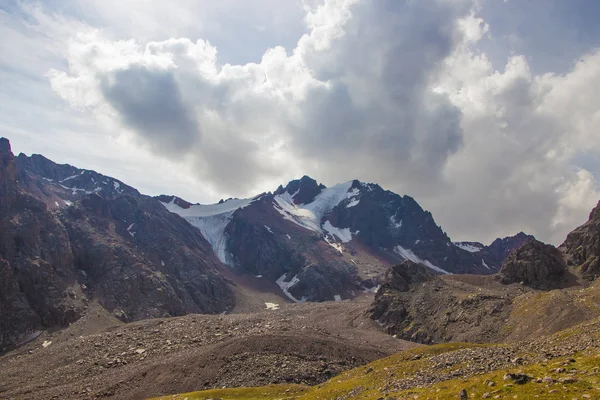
top-left (151, 330), bottom-right (600, 400)
top-left (152, 282), bottom-right (600, 400)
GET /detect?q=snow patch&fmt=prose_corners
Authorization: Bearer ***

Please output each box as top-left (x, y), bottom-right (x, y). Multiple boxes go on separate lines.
top-left (276, 274), bottom-right (307, 303)
top-left (161, 260), bottom-right (165, 266)
top-left (362, 285), bottom-right (381, 294)
top-left (264, 225), bottom-right (273, 234)
top-left (54, 201), bottom-right (59, 207)
top-left (322, 220), bottom-right (356, 243)
top-left (273, 181), bottom-right (356, 234)
top-left (161, 197), bottom-right (254, 264)
top-left (482, 259), bottom-right (490, 270)
top-left (454, 242), bottom-right (483, 253)
top-left (286, 234), bottom-right (291, 240)
top-left (113, 181), bottom-right (122, 192)
top-left (393, 245), bottom-right (450, 275)
top-left (265, 302), bottom-right (280, 310)
top-left (334, 294), bottom-right (342, 302)
top-left (390, 215), bottom-right (403, 229)
top-left (323, 235), bottom-right (344, 254)
top-left (63, 200), bottom-right (72, 206)
top-left (346, 198), bottom-right (360, 208)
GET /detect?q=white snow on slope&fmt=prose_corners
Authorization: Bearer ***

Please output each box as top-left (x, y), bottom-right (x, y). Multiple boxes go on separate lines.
top-left (394, 245), bottom-right (450, 275)
top-left (334, 294), bottom-right (342, 302)
top-left (276, 274), bottom-right (307, 303)
top-left (323, 235), bottom-right (344, 254)
top-left (273, 181), bottom-right (359, 235)
top-left (322, 220), bottom-right (356, 243)
top-left (113, 181), bottom-right (122, 192)
top-left (160, 197), bottom-right (254, 264)
top-left (482, 258), bottom-right (490, 270)
top-left (454, 242), bottom-right (483, 253)
top-left (346, 198), bottom-right (360, 208)
top-left (390, 215), bottom-right (403, 229)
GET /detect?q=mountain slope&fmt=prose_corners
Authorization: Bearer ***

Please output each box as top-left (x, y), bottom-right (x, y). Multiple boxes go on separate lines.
top-left (560, 200), bottom-right (600, 280)
top-left (159, 177), bottom-right (532, 302)
top-left (0, 139), bottom-right (234, 350)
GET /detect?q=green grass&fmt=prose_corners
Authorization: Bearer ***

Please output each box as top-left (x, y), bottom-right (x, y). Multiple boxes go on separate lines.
top-left (150, 341), bottom-right (600, 400)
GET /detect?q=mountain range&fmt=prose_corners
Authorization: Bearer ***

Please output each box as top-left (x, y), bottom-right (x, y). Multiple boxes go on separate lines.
top-left (2, 136), bottom-right (600, 399)
top-left (0, 138), bottom-right (537, 349)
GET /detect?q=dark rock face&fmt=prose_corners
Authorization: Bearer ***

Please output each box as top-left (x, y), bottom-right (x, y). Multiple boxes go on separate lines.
top-left (15, 152), bottom-right (140, 207)
top-left (273, 175), bottom-right (326, 205)
top-left (368, 261), bottom-right (441, 344)
top-left (154, 195), bottom-right (193, 209)
top-left (225, 195), bottom-right (362, 301)
top-left (498, 240), bottom-right (567, 290)
top-left (63, 194), bottom-right (234, 322)
top-left (0, 138), bottom-right (234, 349)
top-left (322, 181), bottom-right (500, 274)
top-left (482, 232), bottom-right (535, 267)
top-left (560, 201), bottom-right (600, 280)
top-left (368, 261), bottom-right (529, 344)
top-left (379, 261), bottom-right (437, 293)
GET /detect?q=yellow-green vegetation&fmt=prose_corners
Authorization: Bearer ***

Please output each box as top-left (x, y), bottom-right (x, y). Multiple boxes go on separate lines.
top-left (151, 340), bottom-right (600, 400)
top-left (396, 354), bottom-right (600, 400)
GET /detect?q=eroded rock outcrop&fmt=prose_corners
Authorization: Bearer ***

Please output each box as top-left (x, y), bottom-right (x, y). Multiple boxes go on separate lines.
top-left (560, 201), bottom-right (600, 280)
top-left (497, 239), bottom-right (567, 290)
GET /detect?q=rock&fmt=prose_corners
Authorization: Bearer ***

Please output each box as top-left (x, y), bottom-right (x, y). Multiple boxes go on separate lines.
top-left (560, 200), bottom-right (600, 281)
top-left (503, 373), bottom-right (532, 385)
top-left (458, 388), bottom-right (468, 400)
top-left (558, 376), bottom-right (577, 384)
top-left (498, 240), bottom-right (567, 290)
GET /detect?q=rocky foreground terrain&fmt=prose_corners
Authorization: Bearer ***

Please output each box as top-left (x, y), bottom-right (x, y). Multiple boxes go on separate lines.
top-left (0, 298), bottom-right (416, 399)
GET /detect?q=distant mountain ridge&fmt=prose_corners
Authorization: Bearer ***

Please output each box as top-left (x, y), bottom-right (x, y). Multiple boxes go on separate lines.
top-left (0, 136), bottom-right (540, 348)
top-left (158, 177), bottom-right (534, 302)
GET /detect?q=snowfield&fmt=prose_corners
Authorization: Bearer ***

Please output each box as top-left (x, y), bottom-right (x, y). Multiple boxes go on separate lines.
top-left (160, 197), bottom-right (255, 264)
top-left (454, 242), bottom-right (483, 253)
top-left (273, 181), bottom-right (360, 241)
top-left (393, 245), bottom-right (450, 275)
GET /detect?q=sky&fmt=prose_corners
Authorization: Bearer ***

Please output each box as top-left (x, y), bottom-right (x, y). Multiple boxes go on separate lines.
top-left (1, 0), bottom-right (600, 245)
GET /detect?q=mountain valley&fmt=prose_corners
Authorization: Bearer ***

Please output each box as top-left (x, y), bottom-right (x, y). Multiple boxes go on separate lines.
top-left (1, 137), bottom-right (600, 400)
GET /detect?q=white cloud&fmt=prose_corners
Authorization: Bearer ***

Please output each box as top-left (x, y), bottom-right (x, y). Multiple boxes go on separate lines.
top-left (2, 0), bottom-right (600, 245)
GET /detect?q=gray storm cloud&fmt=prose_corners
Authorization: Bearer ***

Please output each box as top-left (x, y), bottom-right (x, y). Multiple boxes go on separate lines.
top-left (47, 0), bottom-right (600, 244)
top-left (100, 65), bottom-right (201, 156)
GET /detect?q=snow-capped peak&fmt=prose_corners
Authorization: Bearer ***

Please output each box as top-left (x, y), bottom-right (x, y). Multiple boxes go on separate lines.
top-left (273, 181), bottom-right (360, 236)
top-left (160, 197), bottom-right (255, 264)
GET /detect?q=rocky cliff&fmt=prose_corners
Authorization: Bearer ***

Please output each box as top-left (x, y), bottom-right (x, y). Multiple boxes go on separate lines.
top-left (0, 138), bottom-right (234, 350)
top-left (560, 200), bottom-right (600, 280)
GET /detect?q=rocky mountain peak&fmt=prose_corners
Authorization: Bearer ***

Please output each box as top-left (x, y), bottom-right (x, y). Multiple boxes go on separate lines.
top-left (559, 199), bottom-right (600, 280)
top-left (589, 200), bottom-right (600, 221)
top-left (273, 175), bottom-right (326, 204)
top-left (380, 260), bottom-right (437, 293)
top-left (0, 138), bottom-right (18, 210)
top-left (0, 137), bottom-right (11, 154)
top-left (498, 239), bottom-right (567, 290)
top-left (155, 195), bottom-right (193, 209)
top-left (486, 232), bottom-right (536, 262)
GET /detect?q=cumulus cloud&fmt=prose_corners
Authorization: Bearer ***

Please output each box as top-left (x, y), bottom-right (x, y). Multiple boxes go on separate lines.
top-left (48, 0), bottom-right (473, 195)
top-left (9, 0), bottom-right (600, 244)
